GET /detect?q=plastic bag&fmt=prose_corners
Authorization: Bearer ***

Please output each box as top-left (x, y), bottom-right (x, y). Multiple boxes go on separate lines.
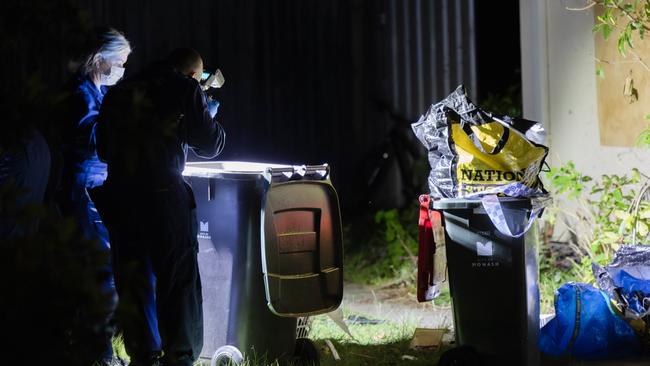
top-left (539, 282), bottom-right (641, 359)
top-left (411, 85), bottom-right (548, 199)
top-left (594, 245), bottom-right (650, 349)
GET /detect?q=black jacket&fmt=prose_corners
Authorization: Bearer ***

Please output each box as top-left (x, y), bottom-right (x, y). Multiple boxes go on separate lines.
top-left (96, 61), bottom-right (225, 189)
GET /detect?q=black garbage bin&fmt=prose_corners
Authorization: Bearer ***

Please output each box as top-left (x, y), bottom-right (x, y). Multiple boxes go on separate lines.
top-left (432, 198), bottom-right (540, 366)
top-left (183, 161), bottom-right (343, 366)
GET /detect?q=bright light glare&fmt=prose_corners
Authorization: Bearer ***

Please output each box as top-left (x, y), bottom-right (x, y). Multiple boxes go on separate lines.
top-left (183, 161), bottom-right (293, 177)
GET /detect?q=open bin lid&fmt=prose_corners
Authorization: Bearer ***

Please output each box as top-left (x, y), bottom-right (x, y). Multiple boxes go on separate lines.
top-left (261, 164), bottom-right (344, 317)
top-left (182, 161), bottom-right (292, 179)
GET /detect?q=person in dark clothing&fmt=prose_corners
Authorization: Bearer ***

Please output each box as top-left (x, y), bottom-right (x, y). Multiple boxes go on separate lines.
top-left (93, 48), bottom-right (225, 366)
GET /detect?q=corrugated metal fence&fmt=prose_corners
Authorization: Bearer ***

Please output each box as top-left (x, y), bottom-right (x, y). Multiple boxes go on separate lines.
top-left (369, 0), bottom-right (477, 120)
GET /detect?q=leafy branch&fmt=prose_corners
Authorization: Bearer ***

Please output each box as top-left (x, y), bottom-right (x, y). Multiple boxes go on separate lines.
top-left (570, 0), bottom-right (650, 147)
top-left (545, 162), bottom-right (650, 264)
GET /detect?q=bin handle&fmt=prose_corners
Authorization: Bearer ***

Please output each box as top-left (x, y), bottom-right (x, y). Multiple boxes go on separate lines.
top-left (265, 164), bottom-right (330, 182)
top-left (480, 195), bottom-right (542, 238)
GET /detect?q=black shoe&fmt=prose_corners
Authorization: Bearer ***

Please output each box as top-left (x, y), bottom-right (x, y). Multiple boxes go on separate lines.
top-left (127, 355), bottom-right (162, 366)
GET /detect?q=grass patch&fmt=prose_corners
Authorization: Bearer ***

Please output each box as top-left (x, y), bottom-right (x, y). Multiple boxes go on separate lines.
top-left (187, 311), bottom-right (449, 366)
top-left (111, 333), bottom-right (129, 364)
top-left (433, 287), bottom-right (451, 307)
top-left (344, 207), bottom-right (419, 289)
top-left (310, 312), bottom-right (448, 366)
top-left (315, 339), bottom-right (447, 366)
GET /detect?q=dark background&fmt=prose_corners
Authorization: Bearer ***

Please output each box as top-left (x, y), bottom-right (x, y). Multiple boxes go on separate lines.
top-left (34, 0), bottom-right (523, 215)
top-left (0, 2), bottom-right (521, 363)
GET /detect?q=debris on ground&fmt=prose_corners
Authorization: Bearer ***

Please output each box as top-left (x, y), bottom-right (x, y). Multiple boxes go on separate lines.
top-left (409, 328), bottom-right (446, 351)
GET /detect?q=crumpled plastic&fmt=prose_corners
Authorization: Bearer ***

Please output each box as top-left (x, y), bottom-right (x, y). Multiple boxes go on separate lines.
top-left (411, 85), bottom-right (548, 199)
top-left (594, 245), bottom-right (650, 349)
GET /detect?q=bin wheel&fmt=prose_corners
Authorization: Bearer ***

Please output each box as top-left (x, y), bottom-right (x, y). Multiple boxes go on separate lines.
top-left (293, 338), bottom-right (319, 366)
top-left (438, 345), bottom-right (481, 366)
top-left (211, 345), bottom-right (244, 366)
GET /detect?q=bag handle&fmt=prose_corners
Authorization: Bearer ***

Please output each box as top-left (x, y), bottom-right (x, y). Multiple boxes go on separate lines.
top-left (461, 122), bottom-right (510, 155)
top-left (451, 108), bottom-right (510, 155)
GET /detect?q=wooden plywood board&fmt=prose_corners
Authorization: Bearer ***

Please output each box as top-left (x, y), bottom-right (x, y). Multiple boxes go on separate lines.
top-left (594, 12), bottom-right (650, 147)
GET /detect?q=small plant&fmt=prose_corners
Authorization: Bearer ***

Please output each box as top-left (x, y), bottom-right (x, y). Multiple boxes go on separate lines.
top-left (479, 83), bottom-right (523, 118)
top-left (345, 206), bottom-right (419, 289)
top-left (547, 162), bottom-right (649, 258)
top-left (539, 161), bottom-right (650, 312)
top-left (111, 334), bottom-right (130, 364)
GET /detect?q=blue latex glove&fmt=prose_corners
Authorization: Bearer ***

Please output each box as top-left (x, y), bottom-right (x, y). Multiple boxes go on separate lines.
top-left (207, 98), bottom-right (220, 118)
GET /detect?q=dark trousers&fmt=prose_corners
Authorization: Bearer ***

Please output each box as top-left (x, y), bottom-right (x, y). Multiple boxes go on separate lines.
top-left (107, 185), bottom-right (203, 366)
top-left (59, 181), bottom-right (118, 362)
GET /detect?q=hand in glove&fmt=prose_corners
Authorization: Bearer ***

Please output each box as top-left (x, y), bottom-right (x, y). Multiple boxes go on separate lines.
top-left (206, 97), bottom-right (220, 119)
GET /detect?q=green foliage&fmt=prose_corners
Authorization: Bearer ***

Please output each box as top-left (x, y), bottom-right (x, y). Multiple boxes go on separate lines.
top-left (591, 171), bottom-right (648, 252)
top-left (345, 207), bottom-right (419, 288)
top-left (0, 0), bottom-right (93, 150)
top-left (592, 0), bottom-right (650, 56)
top-left (589, 0), bottom-right (650, 146)
top-left (539, 161), bottom-right (650, 312)
top-left (547, 162), bottom-right (648, 260)
top-left (546, 161), bottom-right (592, 198)
top-left (112, 335), bottom-right (130, 364)
top-left (539, 254), bottom-right (595, 314)
top-left (479, 84), bottom-right (523, 118)
top-left (637, 125), bottom-right (650, 147)
top-left (433, 287), bottom-right (451, 307)
top-left (0, 2), bottom-right (111, 363)
top-left (1, 184), bottom-right (115, 365)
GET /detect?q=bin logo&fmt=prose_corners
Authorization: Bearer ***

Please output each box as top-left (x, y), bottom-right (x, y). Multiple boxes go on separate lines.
top-left (198, 220), bottom-right (211, 240)
top-left (476, 240), bottom-right (493, 256)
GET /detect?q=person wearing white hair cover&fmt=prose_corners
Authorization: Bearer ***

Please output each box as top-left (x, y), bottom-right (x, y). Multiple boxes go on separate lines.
top-left (58, 26), bottom-right (138, 366)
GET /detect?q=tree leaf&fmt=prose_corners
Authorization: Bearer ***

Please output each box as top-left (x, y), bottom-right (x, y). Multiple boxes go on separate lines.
top-left (601, 231), bottom-right (621, 243)
top-left (638, 221), bottom-right (649, 237)
top-left (640, 209), bottom-right (650, 219)
top-left (613, 189), bottom-right (624, 201)
top-left (613, 210), bottom-right (630, 220)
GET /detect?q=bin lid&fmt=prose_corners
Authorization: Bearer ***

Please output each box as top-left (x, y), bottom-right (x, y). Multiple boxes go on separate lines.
top-left (261, 175), bottom-right (344, 317)
top-left (183, 161), bottom-right (330, 182)
top-left (182, 161), bottom-right (292, 179)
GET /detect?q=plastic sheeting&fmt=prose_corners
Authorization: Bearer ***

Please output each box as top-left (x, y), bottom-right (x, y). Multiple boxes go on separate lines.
top-left (539, 283), bottom-right (641, 359)
top-left (594, 245), bottom-right (650, 349)
top-left (411, 85), bottom-right (548, 199)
